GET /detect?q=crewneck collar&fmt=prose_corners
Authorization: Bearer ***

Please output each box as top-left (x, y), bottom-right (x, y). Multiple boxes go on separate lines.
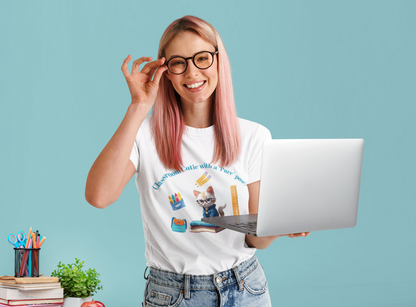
top-left (185, 124), bottom-right (214, 136)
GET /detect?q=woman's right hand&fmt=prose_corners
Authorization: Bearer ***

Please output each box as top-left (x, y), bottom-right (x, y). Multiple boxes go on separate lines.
top-left (121, 55), bottom-right (167, 107)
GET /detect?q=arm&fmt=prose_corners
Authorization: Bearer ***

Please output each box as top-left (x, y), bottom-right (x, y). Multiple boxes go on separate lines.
top-left (85, 55), bottom-right (167, 209)
top-left (85, 104), bottom-right (146, 208)
top-left (245, 181), bottom-right (310, 249)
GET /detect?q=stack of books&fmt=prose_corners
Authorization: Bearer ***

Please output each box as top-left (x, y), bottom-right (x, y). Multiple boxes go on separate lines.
top-left (0, 276), bottom-right (63, 306)
top-left (190, 221), bottom-right (225, 233)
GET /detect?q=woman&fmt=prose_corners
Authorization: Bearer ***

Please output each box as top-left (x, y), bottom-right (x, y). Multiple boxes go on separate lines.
top-left (85, 15), bottom-right (309, 306)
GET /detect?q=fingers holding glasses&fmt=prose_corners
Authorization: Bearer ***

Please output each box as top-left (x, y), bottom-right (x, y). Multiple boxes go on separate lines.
top-left (131, 57), bottom-right (153, 75)
top-left (121, 55), bottom-right (155, 77)
top-left (140, 57), bottom-right (166, 76)
top-left (147, 58), bottom-right (166, 80)
top-left (151, 60), bottom-right (168, 86)
top-left (121, 55), bottom-right (151, 79)
top-left (122, 56), bottom-right (166, 80)
top-left (121, 55), bottom-right (167, 104)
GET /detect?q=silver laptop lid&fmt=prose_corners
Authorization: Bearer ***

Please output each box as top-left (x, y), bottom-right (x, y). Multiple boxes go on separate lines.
top-left (257, 139), bottom-right (364, 237)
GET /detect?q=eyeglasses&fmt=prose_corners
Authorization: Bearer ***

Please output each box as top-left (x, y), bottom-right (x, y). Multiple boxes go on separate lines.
top-left (196, 198), bottom-right (214, 205)
top-left (165, 50), bottom-right (218, 75)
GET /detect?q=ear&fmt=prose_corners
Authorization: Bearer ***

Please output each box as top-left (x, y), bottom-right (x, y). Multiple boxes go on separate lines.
top-left (164, 69), bottom-right (171, 81)
top-left (193, 190), bottom-right (200, 198)
top-left (207, 186), bottom-right (214, 195)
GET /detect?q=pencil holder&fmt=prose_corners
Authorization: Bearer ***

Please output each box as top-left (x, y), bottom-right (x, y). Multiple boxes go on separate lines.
top-left (14, 248), bottom-right (40, 277)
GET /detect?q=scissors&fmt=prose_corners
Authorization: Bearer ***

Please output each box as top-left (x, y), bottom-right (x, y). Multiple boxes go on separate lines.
top-left (8, 231), bottom-right (26, 248)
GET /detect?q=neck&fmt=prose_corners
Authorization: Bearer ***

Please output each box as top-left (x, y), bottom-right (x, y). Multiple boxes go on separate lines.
top-left (181, 96), bottom-right (214, 128)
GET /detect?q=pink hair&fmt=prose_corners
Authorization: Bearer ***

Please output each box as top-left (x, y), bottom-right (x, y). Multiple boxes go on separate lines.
top-left (152, 16), bottom-right (240, 171)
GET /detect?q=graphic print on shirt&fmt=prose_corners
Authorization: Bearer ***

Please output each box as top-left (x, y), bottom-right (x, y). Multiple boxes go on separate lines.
top-left (195, 171), bottom-right (211, 187)
top-left (159, 164), bottom-right (249, 234)
top-left (171, 217), bottom-right (187, 233)
top-left (169, 192), bottom-right (185, 211)
top-left (190, 186), bottom-right (226, 233)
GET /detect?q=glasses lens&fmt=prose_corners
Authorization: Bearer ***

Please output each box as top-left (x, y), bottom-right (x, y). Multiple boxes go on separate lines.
top-left (168, 57), bottom-right (186, 74)
top-left (194, 52), bottom-right (213, 69)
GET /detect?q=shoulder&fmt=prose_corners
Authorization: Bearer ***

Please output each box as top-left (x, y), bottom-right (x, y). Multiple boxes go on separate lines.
top-left (134, 115), bottom-right (152, 142)
top-left (238, 118), bottom-right (272, 140)
top-left (143, 115), bottom-right (152, 127)
top-left (141, 115), bottom-right (152, 132)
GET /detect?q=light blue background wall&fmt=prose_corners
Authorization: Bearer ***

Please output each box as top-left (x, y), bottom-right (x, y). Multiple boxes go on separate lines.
top-left (1, 1), bottom-right (415, 306)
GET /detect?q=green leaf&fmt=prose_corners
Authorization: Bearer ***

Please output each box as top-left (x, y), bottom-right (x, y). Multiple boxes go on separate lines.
top-left (50, 258), bottom-right (102, 298)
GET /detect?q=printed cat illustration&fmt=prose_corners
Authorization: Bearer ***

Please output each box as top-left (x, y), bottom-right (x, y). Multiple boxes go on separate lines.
top-left (193, 186), bottom-right (226, 218)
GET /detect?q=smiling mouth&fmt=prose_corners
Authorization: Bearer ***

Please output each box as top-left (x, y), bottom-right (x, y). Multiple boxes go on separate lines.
top-left (184, 81), bottom-right (206, 89)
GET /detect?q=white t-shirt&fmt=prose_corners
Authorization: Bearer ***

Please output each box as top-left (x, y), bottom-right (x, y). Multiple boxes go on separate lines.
top-left (130, 116), bottom-right (272, 274)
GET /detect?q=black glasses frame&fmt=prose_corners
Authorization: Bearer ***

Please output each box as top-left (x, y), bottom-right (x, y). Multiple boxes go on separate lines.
top-left (165, 50), bottom-right (219, 75)
top-left (196, 198), bottom-right (214, 205)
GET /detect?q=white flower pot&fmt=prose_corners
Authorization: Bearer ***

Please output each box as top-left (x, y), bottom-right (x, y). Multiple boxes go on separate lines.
top-left (63, 296), bottom-right (93, 307)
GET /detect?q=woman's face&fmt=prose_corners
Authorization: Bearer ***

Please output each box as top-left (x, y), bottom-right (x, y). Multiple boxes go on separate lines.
top-left (164, 31), bottom-right (218, 108)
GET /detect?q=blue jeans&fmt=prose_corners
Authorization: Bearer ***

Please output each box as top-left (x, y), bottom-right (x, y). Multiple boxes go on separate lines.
top-left (142, 255), bottom-right (271, 307)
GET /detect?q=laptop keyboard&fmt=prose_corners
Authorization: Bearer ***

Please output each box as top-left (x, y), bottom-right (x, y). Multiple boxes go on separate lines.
top-left (229, 222), bottom-right (257, 232)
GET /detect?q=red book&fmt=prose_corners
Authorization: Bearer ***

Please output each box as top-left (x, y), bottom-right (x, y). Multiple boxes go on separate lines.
top-left (0, 298), bottom-right (63, 306)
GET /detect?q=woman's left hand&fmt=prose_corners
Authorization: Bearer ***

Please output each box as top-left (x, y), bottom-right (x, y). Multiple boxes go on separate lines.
top-left (246, 232), bottom-right (311, 249)
top-left (281, 232), bottom-right (311, 238)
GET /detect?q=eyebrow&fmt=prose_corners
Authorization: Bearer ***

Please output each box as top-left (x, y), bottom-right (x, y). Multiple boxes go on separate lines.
top-left (166, 50), bottom-right (216, 61)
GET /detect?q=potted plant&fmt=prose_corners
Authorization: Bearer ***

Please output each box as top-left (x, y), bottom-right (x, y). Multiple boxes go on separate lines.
top-left (51, 258), bottom-right (103, 307)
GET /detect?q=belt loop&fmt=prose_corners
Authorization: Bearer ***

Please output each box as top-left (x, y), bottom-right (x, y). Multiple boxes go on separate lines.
top-left (184, 274), bottom-right (191, 299)
top-left (144, 266), bottom-right (149, 280)
top-left (232, 267), bottom-right (244, 291)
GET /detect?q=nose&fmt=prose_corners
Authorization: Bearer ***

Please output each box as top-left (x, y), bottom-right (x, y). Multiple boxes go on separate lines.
top-left (185, 58), bottom-right (199, 76)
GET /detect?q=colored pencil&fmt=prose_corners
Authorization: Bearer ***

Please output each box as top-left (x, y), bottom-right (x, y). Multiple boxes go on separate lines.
top-left (31, 233), bottom-right (37, 249)
top-left (19, 226), bottom-right (33, 276)
top-left (31, 233), bottom-right (39, 274)
top-left (25, 226), bottom-right (32, 248)
top-left (19, 239), bottom-right (32, 277)
top-left (38, 237), bottom-right (46, 247)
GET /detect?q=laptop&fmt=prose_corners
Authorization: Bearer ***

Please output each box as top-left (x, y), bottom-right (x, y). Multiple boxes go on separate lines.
top-left (202, 139), bottom-right (364, 237)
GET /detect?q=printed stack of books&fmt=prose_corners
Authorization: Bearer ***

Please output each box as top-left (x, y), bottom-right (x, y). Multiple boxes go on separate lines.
top-left (0, 276), bottom-right (63, 306)
top-left (190, 221), bottom-right (224, 233)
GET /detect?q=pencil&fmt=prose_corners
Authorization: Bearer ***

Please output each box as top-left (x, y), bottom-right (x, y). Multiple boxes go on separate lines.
top-left (19, 238), bottom-right (32, 277)
top-left (38, 237), bottom-right (46, 248)
top-left (31, 233), bottom-right (37, 249)
top-left (19, 226), bottom-right (32, 276)
top-left (25, 226), bottom-right (32, 248)
top-left (31, 233), bottom-right (39, 274)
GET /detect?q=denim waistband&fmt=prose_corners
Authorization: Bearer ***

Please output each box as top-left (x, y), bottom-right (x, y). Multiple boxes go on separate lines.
top-left (147, 255), bottom-right (259, 293)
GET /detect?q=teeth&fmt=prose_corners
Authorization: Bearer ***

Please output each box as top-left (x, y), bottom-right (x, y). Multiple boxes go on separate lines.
top-left (186, 81), bottom-right (204, 89)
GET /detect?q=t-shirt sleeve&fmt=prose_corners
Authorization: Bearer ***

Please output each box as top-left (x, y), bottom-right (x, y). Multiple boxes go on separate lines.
top-left (129, 139), bottom-right (140, 173)
top-left (247, 124), bottom-right (272, 184)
